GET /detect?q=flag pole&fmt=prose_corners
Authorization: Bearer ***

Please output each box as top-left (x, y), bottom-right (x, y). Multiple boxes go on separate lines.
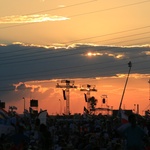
top-left (23, 97), bottom-right (25, 116)
top-left (118, 61), bottom-right (132, 118)
top-left (148, 79), bottom-right (150, 107)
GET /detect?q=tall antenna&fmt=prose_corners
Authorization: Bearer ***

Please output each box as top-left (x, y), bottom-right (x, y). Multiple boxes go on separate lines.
top-left (141, 79), bottom-right (150, 115)
top-left (148, 79), bottom-right (150, 110)
top-left (80, 84), bottom-right (97, 113)
top-left (56, 80), bottom-right (77, 115)
top-left (119, 61), bottom-right (132, 111)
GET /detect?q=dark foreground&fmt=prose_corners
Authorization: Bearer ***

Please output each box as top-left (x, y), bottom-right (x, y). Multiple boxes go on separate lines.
top-left (0, 113), bottom-right (150, 150)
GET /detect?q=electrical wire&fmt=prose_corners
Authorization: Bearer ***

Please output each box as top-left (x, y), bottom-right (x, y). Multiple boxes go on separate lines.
top-left (0, 0), bottom-right (149, 29)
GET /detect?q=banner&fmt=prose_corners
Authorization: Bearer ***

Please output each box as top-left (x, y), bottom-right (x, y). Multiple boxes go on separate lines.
top-left (38, 110), bottom-right (47, 125)
top-left (63, 90), bottom-right (66, 100)
top-left (30, 99), bottom-right (38, 107)
top-left (84, 93), bottom-right (87, 102)
top-left (121, 110), bottom-right (128, 124)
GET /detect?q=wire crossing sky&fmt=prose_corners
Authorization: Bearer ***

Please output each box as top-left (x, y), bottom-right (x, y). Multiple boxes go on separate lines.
top-left (0, 0), bottom-right (150, 115)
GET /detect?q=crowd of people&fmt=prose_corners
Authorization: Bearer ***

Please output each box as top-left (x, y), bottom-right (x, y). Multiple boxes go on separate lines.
top-left (0, 112), bottom-right (150, 150)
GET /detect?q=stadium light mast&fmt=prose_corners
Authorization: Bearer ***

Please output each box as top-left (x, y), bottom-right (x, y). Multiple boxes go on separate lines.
top-left (56, 80), bottom-right (77, 115)
top-left (80, 84), bottom-right (97, 113)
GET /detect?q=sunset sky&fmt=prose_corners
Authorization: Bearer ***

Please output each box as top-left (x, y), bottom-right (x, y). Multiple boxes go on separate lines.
top-left (0, 0), bottom-right (150, 115)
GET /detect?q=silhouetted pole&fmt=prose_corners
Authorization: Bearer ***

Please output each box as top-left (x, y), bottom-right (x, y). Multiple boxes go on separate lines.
top-left (59, 99), bottom-right (62, 115)
top-left (23, 97), bottom-right (25, 115)
top-left (56, 80), bottom-right (77, 115)
top-left (148, 79), bottom-right (150, 109)
top-left (118, 61), bottom-right (132, 113)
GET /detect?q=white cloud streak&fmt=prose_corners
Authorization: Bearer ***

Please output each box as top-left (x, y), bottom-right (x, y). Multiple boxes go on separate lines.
top-left (0, 14), bottom-right (69, 24)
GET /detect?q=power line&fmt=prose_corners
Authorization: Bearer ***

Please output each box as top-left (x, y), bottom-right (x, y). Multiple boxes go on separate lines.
top-left (0, 61), bottom-right (149, 92)
top-left (0, 26), bottom-right (150, 62)
top-left (0, 31), bottom-right (149, 88)
top-left (0, 34), bottom-right (150, 66)
top-left (0, 24), bottom-right (150, 58)
top-left (0, 0), bottom-right (98, 29)
top-left (69, 0), bottom-right (150, 18)
top-left (0, 43), bottom-right (149, 82)
top-left (63, 25), bottom-right (150, 44)
top-left (0, 43), bottom-right (149, 92)
top-left (0, 0), bottom-right (149, 29)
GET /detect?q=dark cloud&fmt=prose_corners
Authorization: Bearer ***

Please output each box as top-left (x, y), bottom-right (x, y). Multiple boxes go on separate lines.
top-left (0, 43), bottom-right (149, 91)
top-left (0, 43), bottom-right (149, 113)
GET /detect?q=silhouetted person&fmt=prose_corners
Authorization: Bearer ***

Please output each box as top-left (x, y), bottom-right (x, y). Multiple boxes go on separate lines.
top-left (10, 125), bottom-right (29, 150)
top-left (39, 123), bottom-right (52, 150)
top-left (122, 114), bottom-right (147, 150)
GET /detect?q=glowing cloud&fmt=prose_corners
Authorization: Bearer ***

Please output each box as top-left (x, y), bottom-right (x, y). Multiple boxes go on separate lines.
top-left (145, 51), bottom-right (150, 55)
top-left (86, 52), bottom-right (103, 57)
top-left (58, 5), bottom-right (66, 8)
top-left (107, 53), bottom-right (124, 59)
top-left (84, 51), bottom-right (124, 59)
top-left (0, 14), bottom-right (69, 24)
top-left (0, 44), bottom-right (6, 46)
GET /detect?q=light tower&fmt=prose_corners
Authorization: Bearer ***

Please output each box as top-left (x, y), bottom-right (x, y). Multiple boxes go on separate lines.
top-left (56, 80), bottom-right (77, 115)
top-left (80, 84), bottom-right (97, 113)
top-left (101, 94), bottom-right (109, 115)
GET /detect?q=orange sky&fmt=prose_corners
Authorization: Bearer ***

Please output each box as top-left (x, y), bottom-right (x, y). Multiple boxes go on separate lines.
top-left (0, 0), bottom-right (150, 45)
top-left (0, 0), bottom-right (150, 116)
top-left (5, 75), bottom-right (149, 116)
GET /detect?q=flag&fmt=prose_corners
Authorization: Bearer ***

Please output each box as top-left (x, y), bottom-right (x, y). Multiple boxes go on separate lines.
top-left (117, 122), bottom-right (130, 134)
top-left (38, 110), bottom-right (47, 125)
top-left (29, 107), bottom-right (34, 114)
top-left (84, 93), bottom-right (87, 102)
top-left (0, 108), bottom-right (9, 120)
top-left (84, 106), bottom-right (89, 114)
top-left (63, 90), bottom-right (66, 100)
top-left (120, 110), bottom-right (128, 124)
top-left (24, 109), bottom-right (29, 114)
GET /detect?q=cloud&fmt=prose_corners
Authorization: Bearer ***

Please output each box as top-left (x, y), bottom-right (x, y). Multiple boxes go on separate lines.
top-left (0, 42), bottom-right (149, 113)
top-left (145, 51), bottom-right (150, 55)
top-left (14, 82), bottom-right (32, 92)
top-left (0, 14), bottom-right (69, 24)
top-left (0, 42), bottom-right (149, 85)
top-left (58, 5), bottom-right (66, 8)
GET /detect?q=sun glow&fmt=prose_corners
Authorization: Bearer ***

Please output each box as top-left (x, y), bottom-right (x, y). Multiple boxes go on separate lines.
top-left (87, 52), bottom-right (92, 56)
top-left (86, 52), bottom-right (102, 57)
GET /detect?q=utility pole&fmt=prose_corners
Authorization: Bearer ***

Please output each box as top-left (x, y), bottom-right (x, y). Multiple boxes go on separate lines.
top-left (80, 84), bottom-right (97, 113)
top-left (56, 80), bottom-right (77, 115)
top-left (59, 99), bottom-right (62, 115)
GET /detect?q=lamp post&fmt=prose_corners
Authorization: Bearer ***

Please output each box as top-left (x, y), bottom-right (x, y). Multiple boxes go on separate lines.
top-left (23, 97), bottom-right (25, 114)
top-left (59, 99), bottom-right (62, 115)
